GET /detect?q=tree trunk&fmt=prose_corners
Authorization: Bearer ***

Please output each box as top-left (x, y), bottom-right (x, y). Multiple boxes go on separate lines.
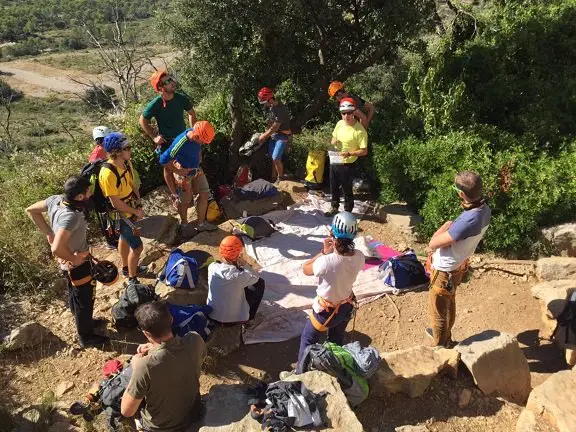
top-left (228, 84), bottom-right (245, 170)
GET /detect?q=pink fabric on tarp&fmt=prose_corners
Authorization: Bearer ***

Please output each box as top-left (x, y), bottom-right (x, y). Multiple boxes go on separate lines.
top-left (363, 243), bottom-right (400, 270)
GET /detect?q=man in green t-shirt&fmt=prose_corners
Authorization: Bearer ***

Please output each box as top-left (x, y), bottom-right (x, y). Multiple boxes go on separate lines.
top-left (139, 70), bottom-right (198, 191)
top-left (121, 301), bottom-right (206, 432)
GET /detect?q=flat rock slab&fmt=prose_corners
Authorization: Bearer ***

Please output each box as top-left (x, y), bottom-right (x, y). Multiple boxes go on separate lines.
top-left (3, 321), bottom-right (56, 351)
top-left (370, 345), bottom-right (459, 398)
top-left (455, 330), bottom-right (531, 404)
top-left (536, 257), bottom-right (576, 281)
top-left (199, 371), bottom-right (362, 432)
top-left (531, 280), bottom-right (576, 319)
top-left (517, 369), bottom-right (576, 432)
top-left (378, 203), bottom-right (423, 231)
top-left (137, 214), bottom-right (179, 246)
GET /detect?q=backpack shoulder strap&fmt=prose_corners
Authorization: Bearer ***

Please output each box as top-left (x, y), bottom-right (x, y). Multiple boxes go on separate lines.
top-left (102, 162), bottom-right (129, 188)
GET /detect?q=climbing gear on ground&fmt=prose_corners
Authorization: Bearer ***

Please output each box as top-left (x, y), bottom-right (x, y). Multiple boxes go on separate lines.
top-left (89, 255), bottom-right (119, 286)
top-left (305, 150), bottom-right (326, 190)
top-left (112, 282), bottom-right (159, 328)
top-left (328, 81), bottom-right (344, 98)
top-left (378, 250), bottom-right (429, 289)
top-left (219, 235), bottom-right (244, 261)
top-left (206, 199), bottom-right (222, 222)
top-left (331, 211), bottom-right (358, 240)
top-left (157, 248), bottom-right (202, 290)
top-left (231, 216), bottom-right (277, 240)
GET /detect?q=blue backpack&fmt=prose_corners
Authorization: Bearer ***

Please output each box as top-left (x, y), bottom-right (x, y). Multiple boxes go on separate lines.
top-left (158, 248), bottom-right (201, 290)
top-left (168, 304), bottom-right (213, 341)
top-left (378, 251), bottom-right (429, 289)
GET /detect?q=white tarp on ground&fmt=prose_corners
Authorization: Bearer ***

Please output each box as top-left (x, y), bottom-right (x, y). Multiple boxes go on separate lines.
top-left (242, 195), bottom-right (391, 344)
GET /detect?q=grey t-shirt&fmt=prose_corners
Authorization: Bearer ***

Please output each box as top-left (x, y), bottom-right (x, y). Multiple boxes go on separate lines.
top-left (45, 195), bottom-right (89, 267)
top-left (267, 103), bottom-right (291, 132)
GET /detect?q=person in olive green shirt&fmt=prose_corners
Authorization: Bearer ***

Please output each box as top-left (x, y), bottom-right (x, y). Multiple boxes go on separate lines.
top-left (139, 70), bottom-right (198, 192)
top-left (121, 301), bottom-right (206, 432)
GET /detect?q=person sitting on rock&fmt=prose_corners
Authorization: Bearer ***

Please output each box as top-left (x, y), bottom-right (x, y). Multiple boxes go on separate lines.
top-left (426, 171), bottom-right (491, 347)
top-left (25, 175), bottom-right (109, 349)
top-left (159, 120), bottom-right (218, 234)
top-left (121, 301), bottom-right (206, 431)
top-left (206, 236), bottom-right (266, 324)
top-left (297, 211), bottom-right (365, 366)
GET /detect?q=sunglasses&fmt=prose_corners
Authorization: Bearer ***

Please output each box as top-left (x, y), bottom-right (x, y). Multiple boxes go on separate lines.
top-left (341, 111), bottom-right (355, 116)
top-left (161, 77), bottom-right (175, 86)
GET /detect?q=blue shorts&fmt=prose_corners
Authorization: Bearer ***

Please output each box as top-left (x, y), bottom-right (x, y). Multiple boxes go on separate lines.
top-left (118, 219), bottom-right (143, 249)
top-left (268, 134), bottom-right (290, 161)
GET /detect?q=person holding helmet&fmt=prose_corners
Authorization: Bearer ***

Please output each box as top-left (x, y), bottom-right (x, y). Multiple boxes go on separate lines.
top-left (159, 120), bottom-right (218, 233)
top-left (98, 132), bottom-right (147, 284)
top-left (25, 176), bottom-right (110, 349)
top-left (328, 80), bottom-right (374, 129)
top-left (206, 235), bottom-right (266, 323)
top-left (325, 98), bottom-right (368, 217)
top-left (296, 211), bottom-right (365, 366)
top-left (257, 87), bottom-right (292, 184)
top-left (89, 126), bottom-right (111, 162)
top-left (140, 70), bottom-right (197, 189)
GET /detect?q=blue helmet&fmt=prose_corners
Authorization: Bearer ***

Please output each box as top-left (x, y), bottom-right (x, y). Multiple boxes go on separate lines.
top-left (331, 211), bottom-right (358, 240)
top-left (103, 132), bottom-right (128, 153)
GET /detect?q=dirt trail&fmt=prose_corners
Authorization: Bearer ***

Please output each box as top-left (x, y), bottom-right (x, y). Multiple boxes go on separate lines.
top-left (0, 51), bottom-right (177, 98)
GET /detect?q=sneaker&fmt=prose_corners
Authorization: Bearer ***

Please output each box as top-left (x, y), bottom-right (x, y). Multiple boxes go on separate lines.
top-left (105, 243), bottom-right (117, 250)
top-left (324, 208), bottom-right (338, 217)
top-left (122, 265), bottom-right (149, 277)
top-left (79, 334), bottom-right (110, 349)
top-left (197, 221), bottom-right (218, 232)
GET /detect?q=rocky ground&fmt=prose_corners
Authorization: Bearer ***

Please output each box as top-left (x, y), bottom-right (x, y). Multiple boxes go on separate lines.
top-left (0, 184), bottom-right (572, 432)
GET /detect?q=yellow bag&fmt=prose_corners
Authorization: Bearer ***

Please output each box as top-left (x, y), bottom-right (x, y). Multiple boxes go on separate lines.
top-left (206, 199), bottom-right (222, 222)
top-left (305, 150), bottom-right (326, 184)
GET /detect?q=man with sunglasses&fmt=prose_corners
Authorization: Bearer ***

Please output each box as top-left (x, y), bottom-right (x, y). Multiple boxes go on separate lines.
top-left (328, 81), bottom-right (374, 129)
top-left (98, 132), bottom-right (147, 284)
top-left (140, 70), bottom-right (197, 189)
top-left (325, 98), bottom-right (368, 217)
top-left (426, 171), bottom-right (491, 347)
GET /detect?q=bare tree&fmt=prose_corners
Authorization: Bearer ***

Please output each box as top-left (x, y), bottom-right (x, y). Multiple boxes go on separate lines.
top-left (0, 87), bottom-right (17, 153)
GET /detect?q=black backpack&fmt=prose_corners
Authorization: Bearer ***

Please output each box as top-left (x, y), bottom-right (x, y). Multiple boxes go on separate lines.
top-left (112, 282), bottom-right (159, 328)
top-left (553, 293), bottom-right (576, 347)
top-left (99, 364), bottom-right (133, 430)
top-left (80, 161), bottom-right (131, 213)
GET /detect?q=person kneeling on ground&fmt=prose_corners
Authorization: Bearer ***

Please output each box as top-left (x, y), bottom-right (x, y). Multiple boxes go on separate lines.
top-left (426, 171), bottom-right (491, 347)
top-left (297, 211), bottom-right (364, 366)
top-left (25, 176), bottom-right (109, 349)
top-left (121, 301), bottom-right (206, 431)
top-left (159, 120), bottom-right (218, 234)
top-left (98, 132), bottom-right (147, 283)
top-left (207, 236), bottom-right (266, 324)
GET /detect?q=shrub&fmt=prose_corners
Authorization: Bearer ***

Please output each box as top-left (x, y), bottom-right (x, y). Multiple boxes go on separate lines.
top-left (0, 80), bottom-right (23, 102)
top-left (83, 85), bottom-right (117, 110)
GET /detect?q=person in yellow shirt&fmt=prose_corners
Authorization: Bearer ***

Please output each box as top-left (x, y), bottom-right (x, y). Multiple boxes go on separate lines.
top-left (325, 98), bottom-right (368, 217)
top-left (98, 132), bottom-right (147, 283)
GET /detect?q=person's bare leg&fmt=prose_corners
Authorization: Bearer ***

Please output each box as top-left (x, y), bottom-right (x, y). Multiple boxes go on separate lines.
top-left (163, 167), bottom-right (176, 190)
top-left (178, 188), bottom-right (193, 225)
top-left (274, 160), bottom-right (284, 180)
top-left (271, 161), bottom-right (278, 182)
top-left (196, 191), bottom-right (209, 225)
top-left (118, 237), bottom-right (129, 269)
top-left (128, 245), bottom-right (143, 278)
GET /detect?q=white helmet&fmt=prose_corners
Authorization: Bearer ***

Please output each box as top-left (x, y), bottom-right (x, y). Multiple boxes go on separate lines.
top-left (92, 126), bottom-right (111, 140)
top-left (339, 100), bottom-right (356, 112)
top-left (331, 211), bottom-right (358, 240)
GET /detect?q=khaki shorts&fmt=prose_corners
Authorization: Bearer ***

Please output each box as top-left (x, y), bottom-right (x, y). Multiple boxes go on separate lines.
top-left (175, 171), bottom-right (210, 195)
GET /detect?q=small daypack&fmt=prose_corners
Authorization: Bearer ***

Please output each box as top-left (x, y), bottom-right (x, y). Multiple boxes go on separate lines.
top-left (99, 364), bottom-right (132, 427)
top-left (80, 161), bottom-right (131, 213)
top-left (232, 216), bottom-right (276, 240)
top-left (112, 282), bottom-right (159, 328)
top-left (157, 248), bottom-right (202, 290)
top-left (168, 303), bottom-right (213, 340)
top-left (378, 250), bottom-right (429, 289)
top-left (233, 179), bottom-right (278, 200)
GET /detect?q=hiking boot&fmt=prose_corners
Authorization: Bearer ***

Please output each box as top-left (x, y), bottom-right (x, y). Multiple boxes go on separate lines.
top-left (93, 318), bottom-right (108, 328)
top-left (324, 208), bottom-right (338, 217)
top-left (79, 334), bottom-right (110, 349)
top-left (197, 221), bottom-right (218, 232)
top-left (122, 265), bottom-right (149, 277)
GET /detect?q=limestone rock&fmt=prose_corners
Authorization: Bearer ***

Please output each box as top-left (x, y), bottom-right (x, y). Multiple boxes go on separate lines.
top-left (200, 371), bottom-right (362, 432)
top-left (516, 409), bottom-right (559, 432)
top-left (455, 330), bottom-right (531, 404)
top-left (55, 381), bottom-right (74, 398)
top-left (531, 280), bottom-right (576, 319)
top-left (156, 282), bottom-right (208, 306)
top-left (369, 345), bottom-right (460, 398)
top-left (395, 426), bottom-right (429, 432)
top-left (276, 180), bottom-right (307, 194)
top-left (137, 214), bottom-right (179, 247)
top-left (541, 223), bottom-right (576, 257)
top-left (3, 321), bottom-right (55, 351)
top-left (377, 203), bottom-right (422, 234)
top-left (567, 348), bottom-right (576, 367)
top-left (518, 369), bottom-right (576, 432)
top-left (458, 388), bottom-right (472, 408)
top-left (536, 257), bottom-right (576, 281)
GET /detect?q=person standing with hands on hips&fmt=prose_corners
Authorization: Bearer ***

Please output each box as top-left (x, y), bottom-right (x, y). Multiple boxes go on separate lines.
top-left (325, 98), bottom-right (368, 217)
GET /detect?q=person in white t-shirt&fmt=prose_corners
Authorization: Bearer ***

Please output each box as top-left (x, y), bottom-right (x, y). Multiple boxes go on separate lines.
top-left (297, 211), bottom-right (365, 365)
top-left (207, 236), bottom-right (266, 324)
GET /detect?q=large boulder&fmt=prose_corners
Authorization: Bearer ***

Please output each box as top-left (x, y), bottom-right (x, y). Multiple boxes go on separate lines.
top-left (137, 214), bottom-right (179, 247)
top-left (369, 345), bottom-right (459, 398)
top-left (541, 223), bottom-right (576, 257)
top-left (536, 257), bottom-right (576, 281)
top-left (199, 371), bottom-right (362, 432)
top-left (531, 280), bottom-right (576, 320)
top-left (3, 322), bottom-right (55, 351)
top-left (455, 330), bottom-right (531, 404)
top-left (516, 369), bottom-right (576, 432)
top-left (375, 202), bottom-right (422, 234)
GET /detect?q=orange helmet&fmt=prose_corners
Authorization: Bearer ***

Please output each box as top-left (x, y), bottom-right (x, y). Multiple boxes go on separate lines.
top-left (328, 81), bottom-right (345, 98)
top-left (219, 236), bottom-right (243, 261)
top-left (258, 87), bottom-right (274, 103)
top-left (192, 121), bottom-right (216, 144)
top-left (150, 70), bottom-right (168, 92)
